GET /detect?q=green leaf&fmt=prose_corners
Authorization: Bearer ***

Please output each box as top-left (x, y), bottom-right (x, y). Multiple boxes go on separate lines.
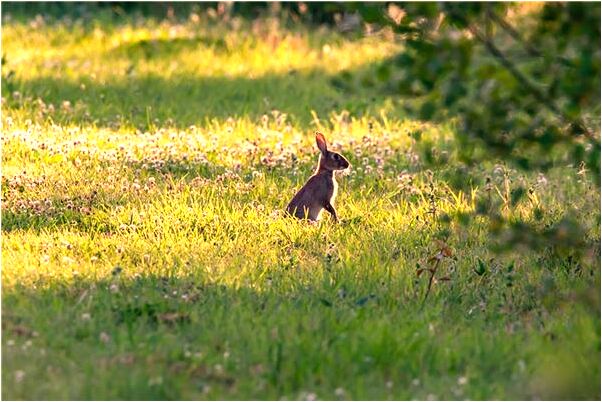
top-left (474, 258), bottom-right (486, 276)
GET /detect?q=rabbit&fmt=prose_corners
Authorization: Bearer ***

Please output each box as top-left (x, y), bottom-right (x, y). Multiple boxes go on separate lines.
top-left (286, 132), bottom-right (350, 222)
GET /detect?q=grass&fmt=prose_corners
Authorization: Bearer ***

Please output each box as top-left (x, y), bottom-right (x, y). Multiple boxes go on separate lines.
top-left (2, 7), bottom-right (600, 400)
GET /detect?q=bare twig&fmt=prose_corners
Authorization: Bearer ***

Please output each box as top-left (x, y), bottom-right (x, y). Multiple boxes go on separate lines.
top-left (421, 257), bottom-right (441, 307)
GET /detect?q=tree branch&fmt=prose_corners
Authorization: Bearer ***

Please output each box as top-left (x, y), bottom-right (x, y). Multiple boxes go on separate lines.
top-left (487, 10), bottom-right (575, 68)
top-left (444, 6), bottom-right (596, 140)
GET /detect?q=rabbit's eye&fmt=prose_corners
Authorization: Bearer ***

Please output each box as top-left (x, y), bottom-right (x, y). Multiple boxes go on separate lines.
top-left (333, 154), bottom-right (340, 161)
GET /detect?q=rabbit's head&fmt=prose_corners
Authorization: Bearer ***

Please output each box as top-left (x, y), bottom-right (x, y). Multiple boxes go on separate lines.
top-left (315, 132), bottom-right (350, 171)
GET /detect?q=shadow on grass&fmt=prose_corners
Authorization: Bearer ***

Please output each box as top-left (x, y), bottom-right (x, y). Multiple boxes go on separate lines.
top-left (3, 266), bottom-right (600, 400)
top-left (3, 63), bottom-right (406, 130)
top-left (1, 273), bottom-right (418, 400)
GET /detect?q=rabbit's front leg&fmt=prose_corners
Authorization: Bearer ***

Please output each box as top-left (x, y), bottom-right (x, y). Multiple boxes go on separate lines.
top-left (324, 202), bottom-right (338, 223)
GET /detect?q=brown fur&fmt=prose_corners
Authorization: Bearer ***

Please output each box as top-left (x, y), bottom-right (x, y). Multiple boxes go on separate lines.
top-left (286, 132), bottom-right (350, 222)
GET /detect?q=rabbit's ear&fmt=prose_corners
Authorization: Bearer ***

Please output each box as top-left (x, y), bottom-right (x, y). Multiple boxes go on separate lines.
top-left (315, 132), bottom-right (328, 155)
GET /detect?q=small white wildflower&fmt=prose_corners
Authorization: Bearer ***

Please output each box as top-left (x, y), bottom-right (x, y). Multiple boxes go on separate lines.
top-left (99, 332), bottom-right (110, 343)
top-left (14, 370), bottom-right (25, 383)
top-left (148, 376), bottom-right (163, 386)
top-left (458, 376), bottom-right (468, 386)
top-left (62, 256), bottom-right (75, 265)
top-left (81, 313), bottom-right (91, 321)
top-left (518, 360), bottom-right (526, 372)
top-left (537, 173), bottom-right (548, 186)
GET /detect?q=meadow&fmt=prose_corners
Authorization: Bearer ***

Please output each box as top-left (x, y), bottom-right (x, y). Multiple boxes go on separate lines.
top-left (2, 6), bottom-right (600, 400)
